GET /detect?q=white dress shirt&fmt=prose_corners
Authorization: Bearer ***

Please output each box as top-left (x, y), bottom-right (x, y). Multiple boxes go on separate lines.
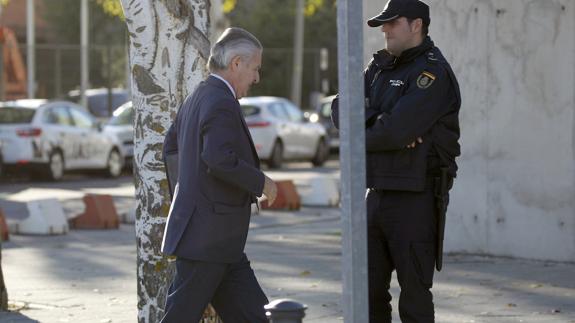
top-left (210, 73), bottom-right (236, 99)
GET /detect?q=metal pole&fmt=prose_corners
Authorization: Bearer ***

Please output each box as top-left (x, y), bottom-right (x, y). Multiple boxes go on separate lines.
top-left (125, 32), bottom-right (131, 100)
top-left (290, 0), bottom-right (304, 107)
top-left (55, 46), bottom-right (62, 98)
top-left (320, 48), bottom-right (329, 94)
top-left (81, 0), bottom-right (89, 108)
top-left (26, 0), bottom-right (35, 98)
top-left (337, 0), bottom-right (368, 322)
top-left (107, 45), bottom-right (113, 117)
top-left (0, 43), bottom-right (4, 101)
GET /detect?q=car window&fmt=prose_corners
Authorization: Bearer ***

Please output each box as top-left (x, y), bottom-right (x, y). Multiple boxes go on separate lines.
top-left (0, 107), bottom-right (36, 124)
top-left (267, 103), bottom-right (289, 120)
top-left (283, 102), bottom-right (303, 122)
top-left (89, 93), bottom-right (129, 117)
top-left (320, 101), bottom-right (332, 118)
top-left (67, 91), bottom-right (129, 118)
top-left (45, 106), bottom-right (73, 126)
top-left (240, 105), bottom-right (261, 117)
top-left (108, 106), bottom-right (133, 126)
top-left (69, 107), bottom-right (94, 128)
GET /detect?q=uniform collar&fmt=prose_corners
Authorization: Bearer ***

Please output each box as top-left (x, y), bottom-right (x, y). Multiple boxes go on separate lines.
top-left (374, 36), bottom-right (435, 68)
top-left (397, 36), bottom-right (434, 64)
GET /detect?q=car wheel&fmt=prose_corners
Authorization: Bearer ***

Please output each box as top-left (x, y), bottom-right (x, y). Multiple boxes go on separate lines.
top-left (45, 150), bottom-right (65, 181)
top-left (106, 149), bottom-right (123, 178)
top-left (312, 137), bottom-right (329, 167)
top-left (267, 140), bottom-right (283, 169)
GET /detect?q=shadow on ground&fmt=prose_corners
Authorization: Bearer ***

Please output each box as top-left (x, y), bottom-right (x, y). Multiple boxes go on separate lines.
top-left (0, 311), bottom-right (40, 323)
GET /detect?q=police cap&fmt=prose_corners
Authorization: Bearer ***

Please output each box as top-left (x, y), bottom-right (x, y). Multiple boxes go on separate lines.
top-left (367, 0), bottom-right (430, 28)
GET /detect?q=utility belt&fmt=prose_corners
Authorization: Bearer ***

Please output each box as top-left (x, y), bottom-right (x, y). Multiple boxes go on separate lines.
top-left (368, 173), bottom-right (446, 193)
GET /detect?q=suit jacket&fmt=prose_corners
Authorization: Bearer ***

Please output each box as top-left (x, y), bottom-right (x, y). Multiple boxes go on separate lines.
top-left (161, 75), bottom-right (264, 263)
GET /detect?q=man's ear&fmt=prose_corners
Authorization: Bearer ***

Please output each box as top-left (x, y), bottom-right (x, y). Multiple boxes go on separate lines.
top-left (230, 55), bottom-right (242, 72)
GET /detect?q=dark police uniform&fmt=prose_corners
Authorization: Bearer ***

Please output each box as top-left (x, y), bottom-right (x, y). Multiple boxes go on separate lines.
top-left (331, 4), bottom-right (461, 321)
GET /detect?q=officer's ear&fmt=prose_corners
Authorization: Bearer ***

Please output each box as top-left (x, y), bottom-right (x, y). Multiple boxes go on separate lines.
top-left (410, 18), bottom-right (423, 35)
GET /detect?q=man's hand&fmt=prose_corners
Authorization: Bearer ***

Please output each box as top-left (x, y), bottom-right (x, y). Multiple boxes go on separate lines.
top-left (406, 137), bottom-right (423, 149)
top-left (262, 175), bottom-right (277, 206)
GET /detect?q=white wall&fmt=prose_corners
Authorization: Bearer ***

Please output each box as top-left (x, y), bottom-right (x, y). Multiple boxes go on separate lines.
top-left (363, 0), bottom-right (575, 262)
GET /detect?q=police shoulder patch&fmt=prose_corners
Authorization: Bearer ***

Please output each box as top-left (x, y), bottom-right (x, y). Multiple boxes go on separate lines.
top-left (416, 71), bottom-right (436, 89)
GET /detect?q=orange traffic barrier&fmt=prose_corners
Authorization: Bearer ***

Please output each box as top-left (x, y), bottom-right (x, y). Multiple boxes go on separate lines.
top-left (0, 208), bottom-right (9, 241)
top-left (70, 194), bottom-right (119, 229)
top-left (261, 180), bottom-right (301, 210)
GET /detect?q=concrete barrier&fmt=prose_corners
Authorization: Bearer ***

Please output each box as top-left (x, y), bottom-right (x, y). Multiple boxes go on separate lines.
top-left (10, 199), bottom-right (69, 235)
top-left (0, 209), bottom-right (9, 241)
top-left (295, 177), bottom-right (340, 207)
top-left (70, 194), bottom-right (119, 230)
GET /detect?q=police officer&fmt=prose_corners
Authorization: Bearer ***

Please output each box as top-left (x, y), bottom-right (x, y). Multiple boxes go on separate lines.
top-left (331, 0), bottom-right (461, 322)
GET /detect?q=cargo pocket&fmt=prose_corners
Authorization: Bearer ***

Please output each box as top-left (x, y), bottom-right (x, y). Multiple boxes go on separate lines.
top-left (410, 242), bottom-right (435, 289)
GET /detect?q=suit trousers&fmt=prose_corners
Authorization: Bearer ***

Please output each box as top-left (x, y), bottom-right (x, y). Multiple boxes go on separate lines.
top-left (160, 253), bottom-right (268, 323)
top-left (366, 181), bottom-right (437, 323)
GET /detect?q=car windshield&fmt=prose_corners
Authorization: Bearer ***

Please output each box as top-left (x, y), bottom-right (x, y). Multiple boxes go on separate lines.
top-left (108, 106), bottom-right (134, 126)
top-left (89, 93), bottom-right (129, 117)
top-left (241, 105), bottom-right (261, 117)
top-left (0, 107), bottom-right (36, 124)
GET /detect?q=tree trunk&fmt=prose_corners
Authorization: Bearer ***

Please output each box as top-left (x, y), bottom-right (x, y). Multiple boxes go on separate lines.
top-left (120, 1), bottom-right (218, 322)
top-left (0, 239), bottom-right (8, 311)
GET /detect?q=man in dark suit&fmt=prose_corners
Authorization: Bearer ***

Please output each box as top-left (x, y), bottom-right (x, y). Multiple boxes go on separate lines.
top-left (160, 27), bottom-right (278, 323)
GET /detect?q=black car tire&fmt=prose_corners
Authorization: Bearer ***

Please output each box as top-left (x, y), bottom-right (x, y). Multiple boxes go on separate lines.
top-left (311, 137), bottom-right (329, 167)
top-left (45, 150), bottom-right (65, 181)
top-left (267, 140), bottom-right (283, 169)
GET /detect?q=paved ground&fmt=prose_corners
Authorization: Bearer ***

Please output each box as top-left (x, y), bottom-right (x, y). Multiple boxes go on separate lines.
top-left (1, 206), bottom-right (574, 323)
top-left (0, 164), bottom-right (574, 323)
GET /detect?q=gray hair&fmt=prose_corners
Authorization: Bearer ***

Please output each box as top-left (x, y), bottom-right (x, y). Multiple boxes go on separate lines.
top-left (207, 27), bottom-right (262, 72)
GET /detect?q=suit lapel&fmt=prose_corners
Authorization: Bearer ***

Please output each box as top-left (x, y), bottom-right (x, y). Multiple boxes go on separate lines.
top-left (206, 76), bottom-right (261, 168)
top-left (237, 110), bottom-right (261, 168)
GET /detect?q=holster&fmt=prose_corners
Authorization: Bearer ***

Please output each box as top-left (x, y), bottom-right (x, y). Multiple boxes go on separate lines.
top-left (434, 167), bottom-right (453, 271)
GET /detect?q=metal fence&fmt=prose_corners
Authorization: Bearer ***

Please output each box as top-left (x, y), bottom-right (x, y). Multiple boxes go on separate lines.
top-left (1, 44), bottom-right (337, 110)
top-left (5, 43), bottom-right (129, 100)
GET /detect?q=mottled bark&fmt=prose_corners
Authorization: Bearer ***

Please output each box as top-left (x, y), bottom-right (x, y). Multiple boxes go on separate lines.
top-left (0, 240), bottom-right (7, 311)
top-left (120, 0), bottom-right (219, 322)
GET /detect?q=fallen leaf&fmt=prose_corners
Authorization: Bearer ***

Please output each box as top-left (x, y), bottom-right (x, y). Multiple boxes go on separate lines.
top-left (529, 284), bottom-right (543, 288)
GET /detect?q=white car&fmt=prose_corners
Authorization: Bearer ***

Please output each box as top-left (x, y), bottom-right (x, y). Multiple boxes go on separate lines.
top-left (239, 96), bottom-right (329, 168)
top-left (0, 99), bottom-right (124, 180)
top-left (103, 101), bottom-right (134, 167)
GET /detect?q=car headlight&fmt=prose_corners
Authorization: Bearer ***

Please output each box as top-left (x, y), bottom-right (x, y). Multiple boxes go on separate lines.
top-left (309, 113), bottom-right (319, 123)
